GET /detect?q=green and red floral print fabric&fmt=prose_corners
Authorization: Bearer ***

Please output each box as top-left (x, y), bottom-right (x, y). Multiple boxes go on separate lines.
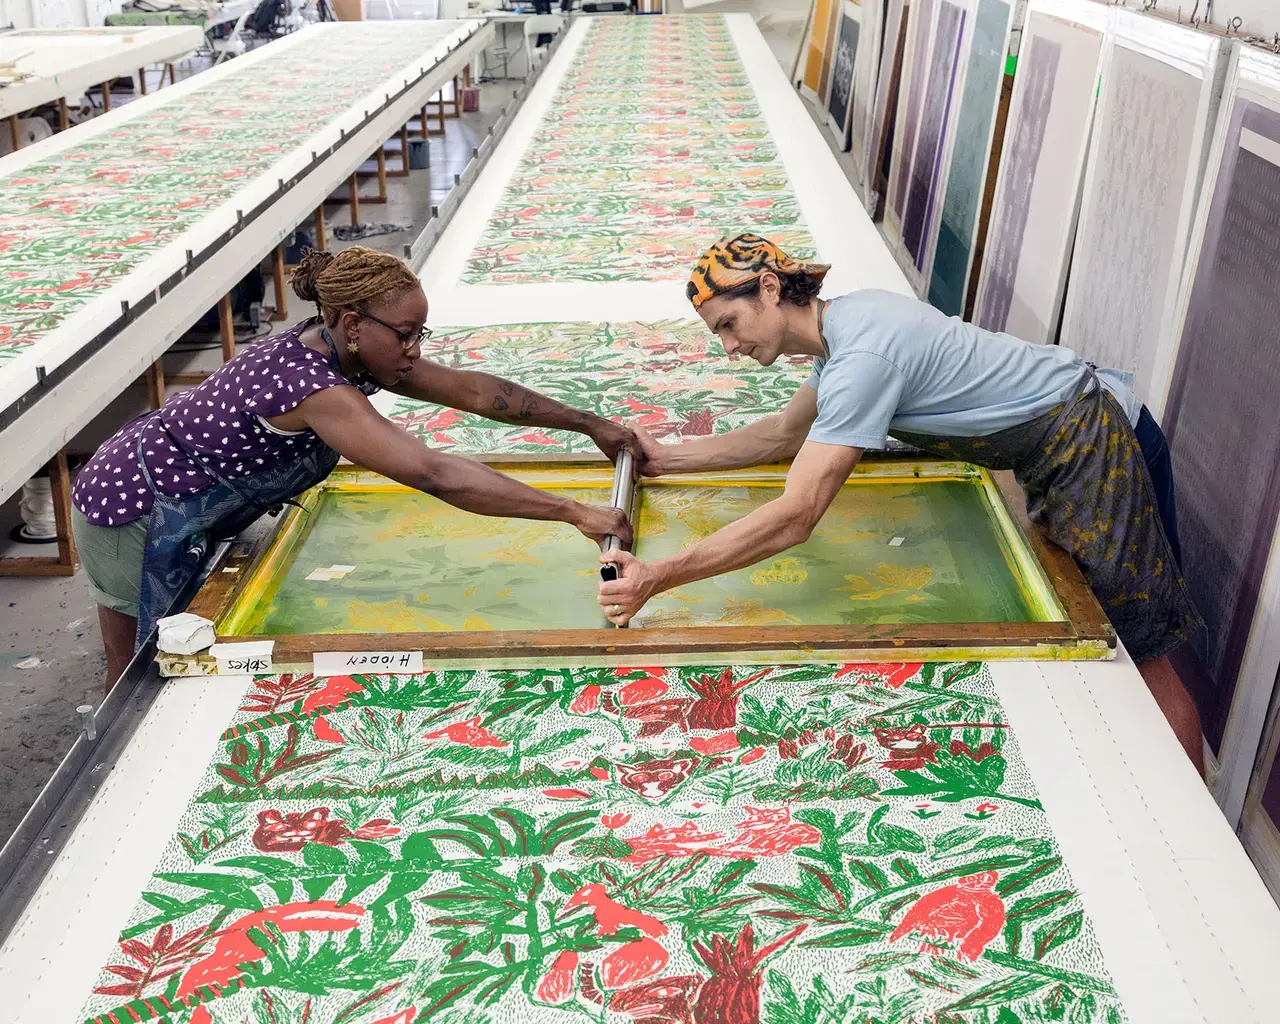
top-left (0, 22), bottom-right (463, 363)
top-left (462, 16), bottom-right (816, 284)
top-left (79, 662), bottom-right (1125, 1024)
top-left (385, 320), bottom-right (809, 455)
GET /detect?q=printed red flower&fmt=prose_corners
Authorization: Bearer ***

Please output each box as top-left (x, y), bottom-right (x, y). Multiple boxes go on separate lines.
top-left (601, 813), bottom-right (632, 830)
top-left (601, 937), bottom-right (669, 988)
top-left (688, 668), bottom-right (768, 730)
top-left (422, 716), bottom-right (509, 748)
top-left (312, 715), bottom-right (344, 744)
top-left (975, 801), bottom-right (999, 814)
top-left (252, 808), bottom-right (350, 852)
top-left (590, 766), bottom-right (611, 780)
top-left (679, 410), bottom-right (718, 436)
top-left (353, 818), bottom-right (400, 840)
top-left (516, 430), bottom-right (562, 446)
top-left (951, 739), bottom-right (998, 762)
top-left (833, 663), bottom-right (923, 689)
top-left (889, 871), bottom-right (1006, 960)
top-left (371, 1009), bottom-right (417, 1024)
top-left (301, 674), bottom-right (366, 714)
top-left (537, 950), bottom-right (579, 1004)
top-left (874, 725), bottom-right (940, 771)
top-left (693, 924), bottom-right (806, 1024)
top-left (570, 684), bottom-right (602, 714)
top-left (619, 676), bottom-right (669, 705)
top-left (689, 731), bottom-right (739, 755)
top-left (738, 747), bottom-right (765, 765)
top-left (543, 788), bottom-right (593, 800)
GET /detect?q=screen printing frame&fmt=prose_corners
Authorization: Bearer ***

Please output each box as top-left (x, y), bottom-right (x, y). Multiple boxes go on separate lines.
top-left (172, 455), bottom-right (1114, 670)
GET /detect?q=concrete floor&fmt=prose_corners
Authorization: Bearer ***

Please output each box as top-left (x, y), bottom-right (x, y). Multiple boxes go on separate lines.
top-left (0, 4), bottom-right (812, 846)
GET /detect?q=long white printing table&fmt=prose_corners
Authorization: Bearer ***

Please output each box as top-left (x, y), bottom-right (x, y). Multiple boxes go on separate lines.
top-left (408, 12), bottom-right (1280, 1021)
top-left (0, 17), bottom-right (493, 514)
top-left (0, 26), bottom-right (205, 122)
top-left (0, 13), bottom-right (1279, 1024)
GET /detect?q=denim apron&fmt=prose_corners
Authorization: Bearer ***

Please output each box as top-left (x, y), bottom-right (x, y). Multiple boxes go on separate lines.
top-left (888, 375), bottom-right (1203, 662)
top-left (132, 329), bottom-right (379, 648)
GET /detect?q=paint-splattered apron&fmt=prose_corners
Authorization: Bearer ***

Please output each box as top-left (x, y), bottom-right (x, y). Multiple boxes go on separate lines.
top-left (889, 373), bottom-right (1203, 663)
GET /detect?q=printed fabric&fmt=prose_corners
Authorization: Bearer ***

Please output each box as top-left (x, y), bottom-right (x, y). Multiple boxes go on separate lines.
top-left (77, 662), bottom-right (1128, 1024)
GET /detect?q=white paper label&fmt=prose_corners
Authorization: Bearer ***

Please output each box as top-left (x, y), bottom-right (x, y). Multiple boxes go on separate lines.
top-left (313, 650), bottom-right (424, 676)
top-left (208, 641), bottom-right (274, 675)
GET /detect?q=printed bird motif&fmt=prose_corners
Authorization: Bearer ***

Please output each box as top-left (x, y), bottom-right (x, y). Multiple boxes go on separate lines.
top-left (564, 883), bottom-right (669, 937)
top-left (889, 871), bottom-right (1007, 960)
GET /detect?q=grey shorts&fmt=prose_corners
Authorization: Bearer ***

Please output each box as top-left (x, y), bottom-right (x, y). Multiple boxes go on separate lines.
top-left (71, 505), bottom-right (146, 618)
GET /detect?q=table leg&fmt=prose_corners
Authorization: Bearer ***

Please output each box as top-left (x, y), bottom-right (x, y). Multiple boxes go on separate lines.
top-left (102, 80), bottom-right (111, 112)
top-left (219, 293), bottom-right (235, 362)
top-left (49, 449), bottom-right (78, 573)
top-left (168, 63), bottom-right (178, 86)
top-left (419, 103), bottom-right (429, 138)
top-left (314, 206), bottom-right (326, 251)
top-left (400, 124), bottom-right (410, 174)
top-left (138, 67), bottom-right (147, 96)
top-left (271, 246), bottom-right (287, 320)
top-left (145, 359), bottom-right (165, 410)
top-left (348, 174), bottom-right (360, 227)
top-left (376, 147), bottom-right (387, 201)
top-left (8, 115), bottom-right (19, 151)
top-left (57, 98), bottom-right (69, 131)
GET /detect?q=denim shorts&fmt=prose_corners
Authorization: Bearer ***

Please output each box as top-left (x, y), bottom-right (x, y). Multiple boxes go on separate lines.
top-left (1133, 405), bottom-right (1182, 568)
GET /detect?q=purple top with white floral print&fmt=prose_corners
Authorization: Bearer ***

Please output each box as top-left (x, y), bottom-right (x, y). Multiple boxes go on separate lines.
top-left (73, 319), bottom-right (377, 527)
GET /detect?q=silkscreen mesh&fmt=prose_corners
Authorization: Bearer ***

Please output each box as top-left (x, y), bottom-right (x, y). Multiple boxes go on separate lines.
top-left (888, 0), bottom-right (936, 228)
top-left (1060, 46), bottom-right (1204, 408)
top-left (1165, 100), bottom-right (1280, 753)
top-left (928, 0), bottom-right (1013, 315)
top-left (974, 12), bottom-right (1102, 342)
top-left (901, 0), bottom-right (967, 271)
top-left (974, 31), bottom-right (1059, 332)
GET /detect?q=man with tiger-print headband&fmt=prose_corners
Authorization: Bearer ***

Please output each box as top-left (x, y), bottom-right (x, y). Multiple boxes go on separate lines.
top-left (597, 233), bottom-right (1206, 776)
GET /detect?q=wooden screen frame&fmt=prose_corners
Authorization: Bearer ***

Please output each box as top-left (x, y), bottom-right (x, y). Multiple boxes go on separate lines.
top-left (174, 456), bottom-right (1113, 671)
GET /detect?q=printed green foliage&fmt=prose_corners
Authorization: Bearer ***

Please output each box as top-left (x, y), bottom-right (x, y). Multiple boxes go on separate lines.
top-left (80, 658), bottom-right (1125, 1024)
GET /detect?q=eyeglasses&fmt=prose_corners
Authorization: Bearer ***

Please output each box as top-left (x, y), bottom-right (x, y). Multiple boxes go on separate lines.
top-left (359, 309), bottom-right (433, 349)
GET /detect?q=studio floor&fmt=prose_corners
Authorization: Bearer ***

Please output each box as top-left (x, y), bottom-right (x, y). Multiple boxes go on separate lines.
top-left (0, 0), bottom-right (814, 851)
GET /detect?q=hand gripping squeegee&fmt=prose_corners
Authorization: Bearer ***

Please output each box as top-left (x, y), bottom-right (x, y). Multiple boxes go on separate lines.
top-left (599, 450), bottom-right (635, 627)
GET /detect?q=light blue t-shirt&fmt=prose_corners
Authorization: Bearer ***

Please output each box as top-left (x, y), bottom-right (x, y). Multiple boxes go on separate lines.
top-left (805, 290), bottom-right (1140, 450)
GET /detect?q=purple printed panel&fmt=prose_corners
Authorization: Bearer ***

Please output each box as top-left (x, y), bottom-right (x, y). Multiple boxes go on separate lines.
top-left (1164, 99), bottom-right (1280, 753)
top-left (901, 1), bottom-right (967, 269)
top-left (974, 33), bottom-right (1059, 332)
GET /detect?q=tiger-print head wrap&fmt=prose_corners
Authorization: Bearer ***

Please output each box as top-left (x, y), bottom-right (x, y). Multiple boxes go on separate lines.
top-left (687, 233), bottom-right (830, 310)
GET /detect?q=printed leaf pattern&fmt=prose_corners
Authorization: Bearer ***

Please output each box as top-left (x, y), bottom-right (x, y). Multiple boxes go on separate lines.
top-left (462, 16), bottom-right (815, 284)
top-left (78, 663), bottom-right (1125, 1023)
top-left (384, 320), bottom-right (810, 456)
top-left (0, 22), bottom-right (464, 362)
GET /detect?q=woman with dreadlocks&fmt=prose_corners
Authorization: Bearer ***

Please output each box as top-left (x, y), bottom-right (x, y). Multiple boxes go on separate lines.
top-left (72, 247), bottom-right (637, 690)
